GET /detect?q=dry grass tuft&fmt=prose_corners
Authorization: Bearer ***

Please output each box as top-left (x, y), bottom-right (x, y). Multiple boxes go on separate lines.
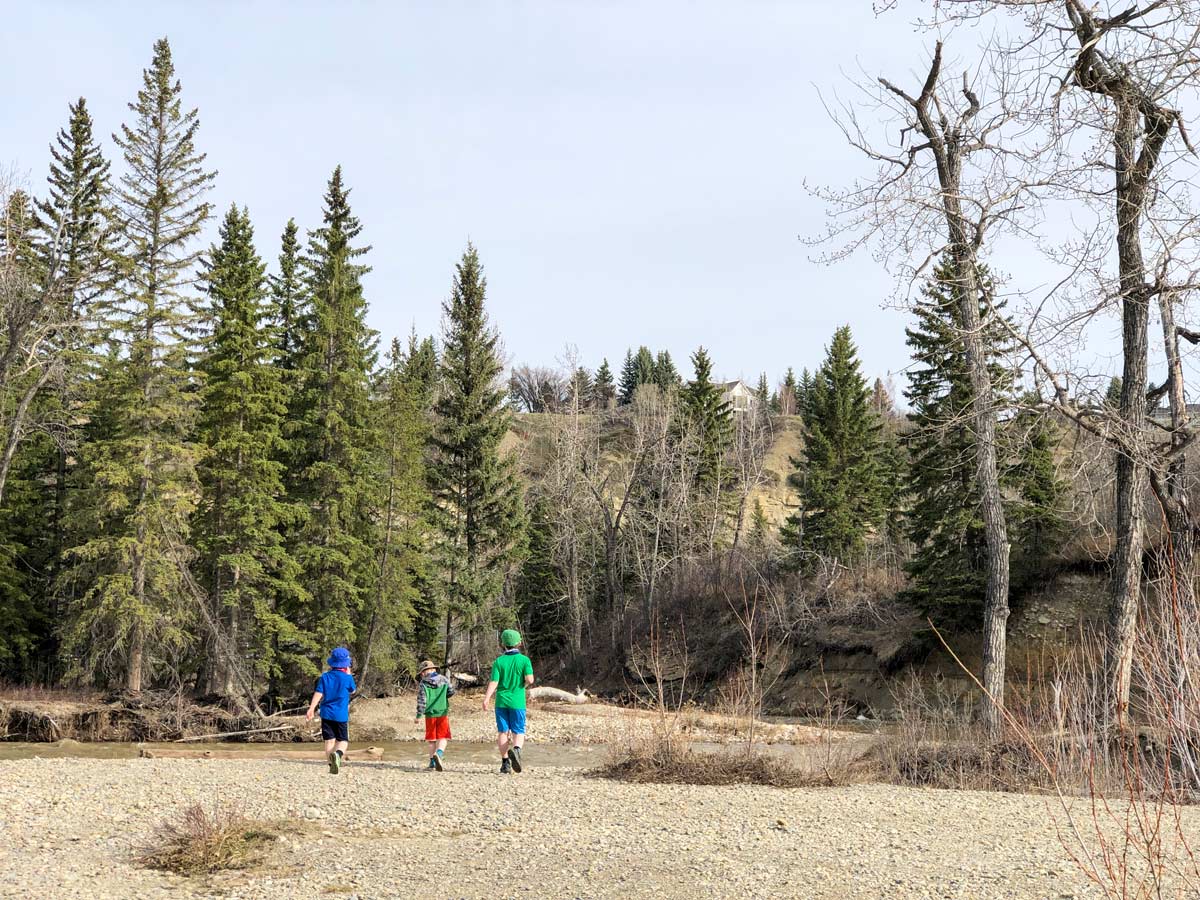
top-left (139, 803), bottom-right (276, 876)
top-left (594, 732), bottom-right (827, 788)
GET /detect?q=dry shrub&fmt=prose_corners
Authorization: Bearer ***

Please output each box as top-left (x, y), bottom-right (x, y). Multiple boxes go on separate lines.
top-left (139, 803), bottom-right (276, 876)
top-left (594, 730), bottom-right (818, 788)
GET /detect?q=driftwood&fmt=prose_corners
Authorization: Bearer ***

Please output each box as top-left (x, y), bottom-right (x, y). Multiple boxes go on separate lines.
top-left (528, 686), bottom-right (590, 704)
top-left (173, 724), bottom-right (295, 743)
top-left (141, 746), bottom-right (385, 761)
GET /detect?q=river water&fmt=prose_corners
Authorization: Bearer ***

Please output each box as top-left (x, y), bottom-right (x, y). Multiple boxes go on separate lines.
top-left (0, 739), bottom-right (610, 766)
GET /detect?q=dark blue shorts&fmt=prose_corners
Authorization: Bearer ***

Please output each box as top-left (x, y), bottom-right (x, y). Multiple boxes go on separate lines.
top-left (321, 719), bottom-right (348, 742)
top-left (495, 707), bottom-right (526, 735)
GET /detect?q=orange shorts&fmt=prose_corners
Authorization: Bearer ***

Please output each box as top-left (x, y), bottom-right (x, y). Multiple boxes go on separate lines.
top-left (424, 715), bottom-right (451, 741)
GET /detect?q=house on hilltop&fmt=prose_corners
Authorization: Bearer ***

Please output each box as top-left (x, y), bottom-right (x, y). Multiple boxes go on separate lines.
top-left (720, 379), bottom-right (757, 414)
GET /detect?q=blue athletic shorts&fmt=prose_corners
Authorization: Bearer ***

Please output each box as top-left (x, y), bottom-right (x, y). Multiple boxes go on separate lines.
top-left (494, 707), bottom-right (526, 735)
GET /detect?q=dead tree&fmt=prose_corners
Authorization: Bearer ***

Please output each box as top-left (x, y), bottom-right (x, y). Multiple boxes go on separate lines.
top-left (815, 41), bottom-right (1022, 734)
top-left (933, 0), bottom-right (1200, 722)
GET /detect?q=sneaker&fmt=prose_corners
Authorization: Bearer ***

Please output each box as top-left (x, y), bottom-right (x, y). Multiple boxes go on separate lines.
top-left (433, 752), bottom-right (444, 772)
top-left (507, 746), bottom-right (523, 773)
top-left (427, 757), bottom-right (437, 770)
top-left (499, 758), bottom-right (512, 774)
top-left (328, 751), bottom-right (340, 775)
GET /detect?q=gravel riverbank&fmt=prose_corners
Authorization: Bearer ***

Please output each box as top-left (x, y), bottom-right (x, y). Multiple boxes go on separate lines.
top-left (1, 753), bottom-right (1180, 899)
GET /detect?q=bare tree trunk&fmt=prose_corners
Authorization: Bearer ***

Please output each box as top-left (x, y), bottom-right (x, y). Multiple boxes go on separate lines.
top-left (881, 44), bottom-right (1011, 734)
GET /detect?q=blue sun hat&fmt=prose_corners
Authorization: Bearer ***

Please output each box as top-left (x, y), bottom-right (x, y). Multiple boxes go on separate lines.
top-left (327, 647), bottom-right (352, 668)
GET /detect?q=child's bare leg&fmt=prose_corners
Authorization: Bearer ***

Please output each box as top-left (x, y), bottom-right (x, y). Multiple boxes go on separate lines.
top-left (334, 739), bottom-right (348, 755)
top-left (436, 738), bottom-right (448, 753)
top-left (497, 731), bottom-right (510, 759)
top-left (427, 739), bottom-right (437, 757)
top-left (324, 738), bottom-right (335, 755)
top-left (512, 732), bottom-right (525, 750)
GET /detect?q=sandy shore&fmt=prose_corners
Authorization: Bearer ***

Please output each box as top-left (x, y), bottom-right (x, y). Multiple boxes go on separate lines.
top-left (1, 751), bottom-right (1181, 899)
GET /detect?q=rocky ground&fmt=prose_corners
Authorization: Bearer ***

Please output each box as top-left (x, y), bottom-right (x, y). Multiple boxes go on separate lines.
top-left (4, 750), bottom-right (1193, 899)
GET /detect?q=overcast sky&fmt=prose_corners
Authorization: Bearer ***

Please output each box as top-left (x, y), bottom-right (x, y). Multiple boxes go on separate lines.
top-left (6, 1), bottom-right (1026, 388)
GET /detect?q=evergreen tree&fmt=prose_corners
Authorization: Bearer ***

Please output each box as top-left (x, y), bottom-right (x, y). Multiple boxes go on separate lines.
top-left (12, 97), bottom-right (114, 674)
top-left (269, 218), bottom-right (305, 372)
top-left (756, 372), bottom-right (770, 403)
top-left (1105, 376), bottom-right (1123, 408)
top-left (653, 350), bottom-right (681, 394)
top-left (793, 368), bottom-right (810, 416)
top-left (618, 346), bottom-right (656, 404)
top-left (1008, 405), bottom-right (1068, 591)
top-left (514, 496), bottom-right (564, 658)
top-left (32, 96), bottom-right (112, 301)
top-left (569, 366), bottom-right (594, 408)
top-left (358, 337), bottom-right (429, 684)
top-left (681, 346), bottom-right (734, 487)
top-left (782, 327), bottom-right (883, 563)
top-left (289, 166), bottom-right (381, 653)
top-left (617, 349), bottom-right (637, 405)
top-left (402, 328), bottom-right (438, 409)
top-left (777, 367), bottom-right (798, 415)
top-left (594, 358), bottom-right (615, 408)
top-left (748, 498), bottom-right (773, 552)
top-left (194, 205), bottom-right (307, 698)
top-left (901, 257), bottom-right (1063, 621)
top-left (60, 38), bottom-right (214, 691)
top-left (428, 245), bottom-right (526, 663)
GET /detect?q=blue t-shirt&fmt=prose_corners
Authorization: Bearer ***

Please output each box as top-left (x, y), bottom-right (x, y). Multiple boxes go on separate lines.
top-left (315, 670), bottom-right (356, 722)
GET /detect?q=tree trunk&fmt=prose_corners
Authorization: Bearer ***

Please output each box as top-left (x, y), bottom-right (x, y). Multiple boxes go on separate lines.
top-left (1106, 98), bottom-right (1160, 725)
top-left (943, 167), bottom-right (1011, 737)
top-left (948, 236), bottom-right (1012, 736)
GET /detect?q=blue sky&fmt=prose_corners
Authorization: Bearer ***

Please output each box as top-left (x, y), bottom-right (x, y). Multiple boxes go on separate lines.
top-left (6, 1), bottom-right (983, 389)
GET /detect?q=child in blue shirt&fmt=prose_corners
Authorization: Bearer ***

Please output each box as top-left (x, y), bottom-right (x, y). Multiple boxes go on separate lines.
top-left (306, 647), bottom-right (357, 774)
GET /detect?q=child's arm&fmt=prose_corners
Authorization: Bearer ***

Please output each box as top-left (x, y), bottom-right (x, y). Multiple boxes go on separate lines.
top-left (482, 680), bottom-right (498, 711)
top-left (414, 682), bottom-right (425, 723)
top-left (305, 691), bottom-right (323, 722)
top-left (445, 675), bottom-right (457, 698)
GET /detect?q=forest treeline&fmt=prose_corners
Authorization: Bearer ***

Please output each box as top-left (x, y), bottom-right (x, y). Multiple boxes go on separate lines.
top-left (0, 37), bottom-right (1077, 708)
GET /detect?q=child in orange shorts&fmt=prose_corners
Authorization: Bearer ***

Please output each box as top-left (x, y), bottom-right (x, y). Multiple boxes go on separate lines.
top-left (414, 660), bottom-right (455, 771)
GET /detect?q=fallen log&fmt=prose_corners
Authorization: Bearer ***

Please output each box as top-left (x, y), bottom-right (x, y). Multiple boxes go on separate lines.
top-left (173, 724), bottom-right (296, 743)
top-left (141, 746), bottom-right (385, 761)
top-left (528, 686), bottom-right (590, 704)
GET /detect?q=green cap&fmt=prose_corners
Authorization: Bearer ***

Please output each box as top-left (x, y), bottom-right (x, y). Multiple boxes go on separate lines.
top-left (501, 629), bottom-right (522, 649)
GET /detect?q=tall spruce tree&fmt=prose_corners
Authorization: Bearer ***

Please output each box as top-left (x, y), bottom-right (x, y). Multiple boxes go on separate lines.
top-left (681, 346), bottom-right (734, 488)
top-left (269, 219), bottom-right (305, 371)
top-left (429, 244), bottom-right (526, 665)
top-left (358, 337), bottom-right (429, 684)
top-left (289, 167), bottom-right (380, 653)
top-left (618, 346), bottom-right (656, 404)
top-left (15, 97), bottom-right (114, 673)
top-left (593, 358), bottom-right (615, 408)
top-left (60, 38), bottom-right (214, 691)
top-left (902, 257), bottom-right (1064, 621)
top-left (782, 326), bottom-right (883, 563)
top-left (653, 350), bottom-right (681, 394)
top-left (756, 372), bottom-right (770, 403)
top-left (194, 205), bottom-right (306, 699)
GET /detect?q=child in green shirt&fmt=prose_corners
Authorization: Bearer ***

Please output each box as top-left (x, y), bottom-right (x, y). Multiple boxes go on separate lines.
top-left (482, 629), bottom-right (534, 774)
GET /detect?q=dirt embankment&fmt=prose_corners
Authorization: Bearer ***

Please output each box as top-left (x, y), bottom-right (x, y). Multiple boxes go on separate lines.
top-left (0, 693), bottom-right (279, 743)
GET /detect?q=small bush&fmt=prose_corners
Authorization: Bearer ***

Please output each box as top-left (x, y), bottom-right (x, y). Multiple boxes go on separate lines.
top-left (139, 803), bottom-right (276, 876)
top-left (594, 732), bottom-right (822, 788)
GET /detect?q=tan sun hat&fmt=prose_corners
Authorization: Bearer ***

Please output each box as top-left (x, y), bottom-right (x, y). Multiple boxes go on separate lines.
top-left (417, 660), bottom-right (437, 674)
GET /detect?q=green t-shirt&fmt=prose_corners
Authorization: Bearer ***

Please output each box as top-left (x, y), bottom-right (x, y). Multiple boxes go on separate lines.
top-left (490, 651), bottom-right (533, 709)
